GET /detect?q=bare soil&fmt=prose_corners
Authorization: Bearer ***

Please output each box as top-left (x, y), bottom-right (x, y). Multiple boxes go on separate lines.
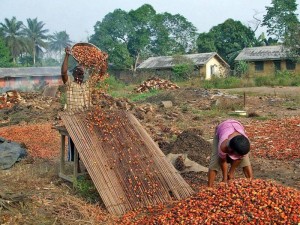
top-left (0, 86), bottom-right (299, 224)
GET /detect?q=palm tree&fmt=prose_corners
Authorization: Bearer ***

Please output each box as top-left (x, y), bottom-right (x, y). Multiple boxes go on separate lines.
top-left (48, 31), bottom-right (72, 63)
top-left (0, 17), bottom-right (25, 64)
top-left (22, 18), bottom-right (49, 65)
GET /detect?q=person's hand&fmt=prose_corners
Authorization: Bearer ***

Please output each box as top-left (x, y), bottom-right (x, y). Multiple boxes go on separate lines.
top-left (65, 46), bottom-right (71, 55)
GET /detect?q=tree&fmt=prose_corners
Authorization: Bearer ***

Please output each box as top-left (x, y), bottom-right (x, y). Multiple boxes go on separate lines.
top-left (48, 31), bottom-right (72, 63)
top-left (90, 9), bottom-right (134, 69)
top-left (284, 23), bottom-right (300, 59)
top-left (153, 12), bottom-right (198, 55)
top-left (90, 4), bottom-right (198, 71)
top-left (197, 19), bottom-right (257, 68)
top-left (128, 4), bottom-right (156, 71)
top-left (172, 55), bottom-right (194, 80)
top-left (23, 18), bottom-right (49, 65)
top-left (257, 32), bottom-right (278, 46)
top-left (0, 17), bottom-right (24, 64)
top-left (234, 60), bottom-right (249, 77)
top-left (196, 33), bottom-right (217, 52)
top-left (0, 37), bottom-right (12, 67)
top-left (262, 0), bottom-right (299, 41)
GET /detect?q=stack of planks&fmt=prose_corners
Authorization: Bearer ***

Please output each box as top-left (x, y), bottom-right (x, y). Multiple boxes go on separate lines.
top-left (60, 108), bottom-right (194, 215)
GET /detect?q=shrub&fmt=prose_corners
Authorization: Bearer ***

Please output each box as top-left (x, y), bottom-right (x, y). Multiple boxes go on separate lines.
top-left (172, 63), bottom-right (194, 81)
top-left (200, 76), bottom-right (242, 89)
top-left (234, 61), bottom-right (249, 77)
top-left (254, 75), bottom-right (276, 86)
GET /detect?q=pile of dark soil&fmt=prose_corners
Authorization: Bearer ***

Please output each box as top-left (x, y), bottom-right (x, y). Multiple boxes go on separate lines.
top-left (160, 128), bottom-right (212, 167)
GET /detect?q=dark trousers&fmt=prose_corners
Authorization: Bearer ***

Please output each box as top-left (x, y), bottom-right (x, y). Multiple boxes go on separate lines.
top-left (68, 137), bottom-right (75, 161)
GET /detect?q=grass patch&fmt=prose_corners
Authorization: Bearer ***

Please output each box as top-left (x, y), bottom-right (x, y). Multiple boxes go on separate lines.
top-left (74, 175), bottom-right (100, 203)
top-left (185, 105), bottom-right (227, 119)
top-left (189, 72), bottom-right (300, 90)
top-left (96, 75), bottom-right (162, 101)
top-left (127, 89), bottom-right (161, 102)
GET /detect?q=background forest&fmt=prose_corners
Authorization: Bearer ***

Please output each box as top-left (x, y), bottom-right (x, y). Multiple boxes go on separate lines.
top-left (0, 0), bottom-right (299, 73)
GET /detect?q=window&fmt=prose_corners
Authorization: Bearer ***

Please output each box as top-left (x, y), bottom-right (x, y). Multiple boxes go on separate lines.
top-left (286, 60), bottom-right (296, 70)
top-left (255, 61), bottom-right (264, 71)
top-left (210, 65), bottom-right (216, 75)
top-left (274, 61), bottom-right (281, 71)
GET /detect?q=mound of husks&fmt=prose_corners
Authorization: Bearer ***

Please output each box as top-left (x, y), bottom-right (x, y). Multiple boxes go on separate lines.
top-left (117, 179), bottom-right (300, 225)
top-left (134, 77), bottom-right (180, 93)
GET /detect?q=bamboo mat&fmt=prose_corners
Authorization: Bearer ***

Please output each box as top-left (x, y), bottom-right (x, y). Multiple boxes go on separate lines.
top-left (60, 109), bottom-right (194, 215)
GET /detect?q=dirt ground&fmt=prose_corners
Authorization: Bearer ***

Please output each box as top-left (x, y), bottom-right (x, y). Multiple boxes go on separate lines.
top-left (0, 85), bottom-right (299, 224)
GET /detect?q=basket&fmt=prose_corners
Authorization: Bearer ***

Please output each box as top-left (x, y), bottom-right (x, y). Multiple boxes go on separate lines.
top-left (71, 42), bottom-right (101, 63)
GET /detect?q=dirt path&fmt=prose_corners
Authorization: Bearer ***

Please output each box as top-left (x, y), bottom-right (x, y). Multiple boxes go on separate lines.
top-left (224, 86), bottom-right (300, 97)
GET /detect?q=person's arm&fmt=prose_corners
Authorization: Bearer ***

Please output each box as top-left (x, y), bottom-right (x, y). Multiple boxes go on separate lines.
top-left (228, 159), bottom-right (241, 180)
top-left (61, 47), bottom-right (71, 84)
top-left (219, 140), bottom-right (229, 182)
top-left (219, 157), bottom-right (228, 182)
top-left (243, 165), bottom-right (253, 179)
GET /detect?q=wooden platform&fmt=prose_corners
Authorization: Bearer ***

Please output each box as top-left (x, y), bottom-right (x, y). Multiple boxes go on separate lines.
top-left (54, 125), bottom-right (86, 185)
top-left (59, 109), bottom-right (194, 215)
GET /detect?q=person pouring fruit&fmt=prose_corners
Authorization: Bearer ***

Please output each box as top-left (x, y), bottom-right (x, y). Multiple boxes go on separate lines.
top-left (61, 46), bottom-right (91, 164)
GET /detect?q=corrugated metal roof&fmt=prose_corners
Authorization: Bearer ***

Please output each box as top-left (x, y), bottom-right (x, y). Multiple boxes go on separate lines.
top-left (235, 45), bottom-right (289, 61)
top-left (0, 67), bottom-right (61, 78)
top-left (137, 52), bottom-right (229, 69)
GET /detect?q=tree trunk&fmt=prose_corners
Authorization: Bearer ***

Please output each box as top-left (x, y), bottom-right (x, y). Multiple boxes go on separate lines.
top-left (33, 48), bottom-right (36, 65)
top-left (133, 52), bottom-right (140, 72)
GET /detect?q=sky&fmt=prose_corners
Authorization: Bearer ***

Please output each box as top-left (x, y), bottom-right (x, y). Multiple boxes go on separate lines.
top-left (0, 0), bottom-right (299, 43)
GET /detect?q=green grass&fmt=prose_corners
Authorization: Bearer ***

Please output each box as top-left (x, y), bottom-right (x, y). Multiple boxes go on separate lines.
top-left (127, 89), bottom-right (161, 102)
top-left (99, 75), bottom-right (162, 102)
top-left (176, 72), bottom-right (300, 90)
top-left (97, 73), bottom-right (300, 109)
top-left (74, 175), bottom-right (100, 203)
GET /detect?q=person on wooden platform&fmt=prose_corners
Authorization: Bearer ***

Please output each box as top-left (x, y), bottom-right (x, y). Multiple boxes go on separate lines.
top-left (61, 46), bottom-right (91, 172)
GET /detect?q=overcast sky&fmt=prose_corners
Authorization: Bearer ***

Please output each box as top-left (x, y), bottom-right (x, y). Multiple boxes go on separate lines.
top-left (1, 0), bottom-right (299, 43)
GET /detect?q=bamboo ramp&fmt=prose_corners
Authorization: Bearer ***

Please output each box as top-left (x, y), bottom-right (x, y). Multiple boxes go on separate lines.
top-left (60, 109), bottom-right (194, 215)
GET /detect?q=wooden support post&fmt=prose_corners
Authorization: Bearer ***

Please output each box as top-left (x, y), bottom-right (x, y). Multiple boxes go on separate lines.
top-left (60, 134), bottom-right (66, 175)
top-left (73, 146), bottom-right (79, 187)
top-left (56, 126), bottom-right (86, 185)
top-left (243, 91), bottom-right (246, 109)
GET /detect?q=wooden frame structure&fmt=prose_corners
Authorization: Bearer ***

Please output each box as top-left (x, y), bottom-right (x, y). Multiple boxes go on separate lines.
top-left (55, 126), bottom-right (84, 186)
top-left (58, 110), bottom-right (194, 215)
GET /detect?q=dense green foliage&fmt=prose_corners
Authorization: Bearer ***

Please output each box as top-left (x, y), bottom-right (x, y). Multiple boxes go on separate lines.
top-left (284, 23), bottom-right (300, 61)
top-left (90, 4), bottom-right (198, 71)
top-left (48, 31), bottom-right (72, 63)
top-left (262, 0), bottom-right (299, 41)
top-left (0, 17), bottom-right (25, 64)
top-left (261, 0), bottom-right (300, 60)
top-left (197, 19), bottom-right (258, 68)
top-left (0, 16), bottom-right (68, 67)
top-left (42, 57), bottom-right (60, 66)
top-left (22, 18), bottom-right (49, 65)
top-left (173, 64), bottom-right (193, 81)
top-left (0, 37), bottom-right (12, 67)
top-left (200, 72), bottom-right (300, 89)
top-left (0, 2), bottom-right (299, 71)
top-left (172, 55), bottom-right (194, 81)
top-left (234, 61), bottom-right (249, 77)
